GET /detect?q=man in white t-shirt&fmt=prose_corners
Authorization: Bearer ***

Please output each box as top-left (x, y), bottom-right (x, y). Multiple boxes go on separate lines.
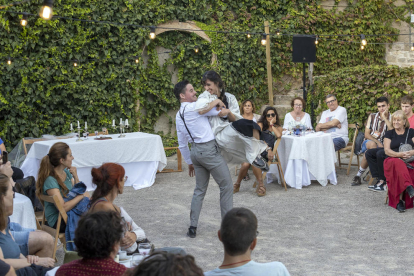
top-left (204, 208), bottom-right (290, 276)
top-left (315, 94), bottom-right (349, 151)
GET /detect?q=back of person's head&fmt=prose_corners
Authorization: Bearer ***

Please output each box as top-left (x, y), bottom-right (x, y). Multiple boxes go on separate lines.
top-left (75, 211), bottom-right (123, 259)
top-left (0, 174), bottom-right (10, 231)
top-left (90, 163), bottom-right (125, 207)
top-left (129, 252), bottom-right (203, 276)
top-left (376, 96), bottom-right (389, 104)
top-left (174, 80), bottom-right (190, 101)
top-left (401, 95), bottom-right (414, 105)
top-left (36, 142), bottom-right (70, 199)
top-left (240, 99), bottom-right (255, 115)
top-left (220, 207), bottom-right (258, 256)
top-left (392, 110), bottom-right (410, 128)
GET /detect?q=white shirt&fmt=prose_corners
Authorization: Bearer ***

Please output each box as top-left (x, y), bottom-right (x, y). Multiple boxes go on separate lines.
top-left (283, 112), bottom-right (312, 130)
top-left (319, 105), bottom-right (349, 144)
top-left (204, 260), bottom-right (290, 276)
top-left (176, 102), bottom-right (220, 165)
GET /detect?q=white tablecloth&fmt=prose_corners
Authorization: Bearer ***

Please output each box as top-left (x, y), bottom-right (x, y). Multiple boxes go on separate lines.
top-left (20, 132), bottom-right (167, 191)
top-left (268, 132), bottom-right (337, 189)
top-left (10, 193), bottom-right (37, 229)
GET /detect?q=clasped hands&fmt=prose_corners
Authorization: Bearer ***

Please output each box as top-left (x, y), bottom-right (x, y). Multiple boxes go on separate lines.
top-left (401, 151), bottom-right (413, 160)
top-left (214, 99), bottom-right (231, 117)
top-left (26, 255), bottom-right (55, 267)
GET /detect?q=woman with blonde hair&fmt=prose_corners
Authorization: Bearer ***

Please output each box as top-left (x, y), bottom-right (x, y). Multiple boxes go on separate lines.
top-left (382, 110), bottom-right (414, 212)
top-left (35, 142), bottom-right (88, 232)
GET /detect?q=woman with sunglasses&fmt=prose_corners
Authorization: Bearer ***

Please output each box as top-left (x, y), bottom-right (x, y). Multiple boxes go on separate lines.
top-left (254, 107), bottom-right (283, 196)
top-left (283, 97), bottom-right (312, 130)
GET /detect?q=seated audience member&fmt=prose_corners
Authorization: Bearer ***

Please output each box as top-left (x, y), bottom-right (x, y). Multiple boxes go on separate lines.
top-left (283, 97), bottom-right (312, 130)
top-left (56, 211), bottom-right (126, 276)
top-left (0, 259), bottom-right (16, 276)
top-left (204, 207), bottom-right (290, 276)
top-left (89, 163), bottom-right (185, 255)
top-left (0, 174), bottom-right (54, 275)
top-left (0, 146), bottom-right (23, 182)
top-left (382, 111), bottom-right (414, 212)
top-left (400, 95), bottom-right (414, 128)
top-left (351, 97), bottom-right (392, 186)
top-left (315, 94), bottom-right (348, 151)
top-left (128, 252), bottom-right (203, 276)
top-left (35, 142), bottom-right (88, 233)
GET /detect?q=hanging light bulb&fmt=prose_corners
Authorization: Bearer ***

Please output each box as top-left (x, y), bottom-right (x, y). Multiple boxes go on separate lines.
top-left (361, 45), bottom-right (365, 50)
top-left (73, 59), bottom-right (78, 67)
top-left (135, 56), bottom-right (139, 63)
top-left (261, 34), bottom-right (267, 46)
top-left (39, 0), bottom-right (53, 20)
top-left (194, 46), bottom-right (199, 53)
top-left (7, 57), bottom-right (12, 65)
top-left (21, 13), bottom-right (28, 26)
top-left (247, 32), bottom-right (251, 38)
top-left (149, 26), bottom-right (156, 39)
top-left (315, 36), bottom-right (319, 45)
top-left (411, 43), bottom-right (414, 51)
top-left (360, 34), bottom-right (367, 46)
top-left (276, 29), bottom-right (280, 36)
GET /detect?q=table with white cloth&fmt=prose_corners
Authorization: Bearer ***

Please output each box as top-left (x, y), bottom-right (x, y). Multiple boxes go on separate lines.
top-left (268, 132), bottom-right (337, 189)
top-left (10, 193), bottom-right (37, 229)
top-left (20, 132), bottom-right (167, 191)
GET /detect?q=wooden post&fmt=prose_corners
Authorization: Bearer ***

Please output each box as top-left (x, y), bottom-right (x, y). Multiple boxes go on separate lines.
top-left (265, 21), bottom-right (273, 105)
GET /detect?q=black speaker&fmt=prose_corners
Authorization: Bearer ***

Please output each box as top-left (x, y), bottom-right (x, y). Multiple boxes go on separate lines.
top-left (292, 35), bottom-right (316, 63)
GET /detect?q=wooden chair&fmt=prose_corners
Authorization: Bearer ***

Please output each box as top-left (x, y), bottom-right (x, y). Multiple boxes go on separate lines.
top-left (256, 138), bottom-right (287, 191)
top-left (38, 194), bottom-right (67, 260)
top-left (337, 123), bottom-right (362, 175)
top-left (158, 147), bottom-right (183, 173)
top-left (22, 138), bottom-right (47, 156)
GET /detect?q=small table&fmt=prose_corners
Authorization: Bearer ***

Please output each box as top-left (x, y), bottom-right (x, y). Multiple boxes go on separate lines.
top-left (268, 132), bottom-right (337, 189)
top-left (20, 132), bottom-right (167, 191)
top-left (10, 193), bottom-right (37, 230)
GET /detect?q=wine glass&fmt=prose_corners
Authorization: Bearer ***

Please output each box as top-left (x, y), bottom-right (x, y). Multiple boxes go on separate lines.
top-left (131, 253), bottom-right (144, 266)
top-left (83, 132), bottom-right (87, 139)
top-left (94, 130), bottom-right (99, 137)
top-left (138, 243), bottom-right (151, 256)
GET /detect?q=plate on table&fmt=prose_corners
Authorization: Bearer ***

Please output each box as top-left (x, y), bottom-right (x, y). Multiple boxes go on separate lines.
top-left (119, 256), bottom-right (132, 262)
top-left (94, 136), bottom-right (113, 140)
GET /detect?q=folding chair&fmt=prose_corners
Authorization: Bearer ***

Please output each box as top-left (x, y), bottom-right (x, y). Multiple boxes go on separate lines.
top-left (38, 194), bottom-right (67, 260)
top-left (337, 123), bottom-right (362, 175)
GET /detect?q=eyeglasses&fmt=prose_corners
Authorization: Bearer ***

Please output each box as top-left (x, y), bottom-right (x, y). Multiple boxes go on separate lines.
top-left (326, 99), bottom-right (337, 105)
top-left (266, 113), bottom-right (276, 118)
top-left (294, 104), bottom-right (303, 107)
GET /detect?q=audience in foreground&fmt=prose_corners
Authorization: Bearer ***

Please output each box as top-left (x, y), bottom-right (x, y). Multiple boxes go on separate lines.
top-left (400, 95), bottom-right (414, 128)
top-left (128, 252), bottom-right (203, 276)
top-left (204, 207), bottom-right (290, 276)
top-left (0, 174), bottom-right (54, 276)
top-left (0, 259), bottom-right (16, 276)
top-left (315, 94), bottom-right (348, 152)
top-left (56, 211), bottom-right (126, 276)
top-left (351, 97), bottom-right (392, 186)
top-left (382, 110), bottom-right (414, 212)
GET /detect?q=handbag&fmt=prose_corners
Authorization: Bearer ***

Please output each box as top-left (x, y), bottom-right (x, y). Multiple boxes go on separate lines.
top-left (398, 129), bottom-right (414, 167)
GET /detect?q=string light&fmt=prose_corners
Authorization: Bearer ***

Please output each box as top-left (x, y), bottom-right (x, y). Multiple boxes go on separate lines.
top-left (247, 32), bottom-right (251, 38)
top-left (39, 0), bottom-right (53, 20)
top-left (360, 34), bottom-right (367, 46)
top-left (261, 33), bottom-right (267, 45)
top-left (149, 26), bottom-right (156, 39)
top-left (361, 45), bottom-right (365, 50)
top-left (411, 43), bottom-right (414, 51)
top-left (194, 46), bottom-right (199, 53)
top-left (20, 13), bottom-right (28, 26)
top-left (7, 57), bottom-right (12, 65)
top-left (276, 29), bottom-right (280, 36)
top-left (134, 56), bottom-right (139, 63)
top-left (315, 36), bottom-right (319, 45)
top-left (73, 59), bottom-right (78, 67)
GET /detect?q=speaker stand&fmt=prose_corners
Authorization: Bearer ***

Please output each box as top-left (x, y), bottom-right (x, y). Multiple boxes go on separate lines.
top-left (302, 63), bottom-right (307, 103)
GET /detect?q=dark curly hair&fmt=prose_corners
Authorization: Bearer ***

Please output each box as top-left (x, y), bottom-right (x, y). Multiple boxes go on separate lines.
top-left (74, 211), bottom-right (123, 259)
top-left (201, 71), bottom-right (229, 109)
top-left (258, 106), bottom-right (281, 131)
top-left (129, 252), bottom-right (203, 276)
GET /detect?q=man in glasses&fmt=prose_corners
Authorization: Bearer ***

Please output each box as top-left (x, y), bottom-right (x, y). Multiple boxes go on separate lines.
top-left (315, 94), bottom-right (349, 152)
top-left (205, 207), bottom-right (290, 276)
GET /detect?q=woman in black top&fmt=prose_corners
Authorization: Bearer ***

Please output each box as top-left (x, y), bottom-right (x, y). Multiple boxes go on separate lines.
top-left (383, 110), bottom-right (414, 212)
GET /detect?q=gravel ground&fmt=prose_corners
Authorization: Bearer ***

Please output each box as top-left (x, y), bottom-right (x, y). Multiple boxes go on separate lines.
top-left (59, 155), bottom-right (414, 275)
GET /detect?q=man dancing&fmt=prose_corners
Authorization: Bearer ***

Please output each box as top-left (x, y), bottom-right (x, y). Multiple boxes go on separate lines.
top-left (174, 80), bottom-right (233, 239)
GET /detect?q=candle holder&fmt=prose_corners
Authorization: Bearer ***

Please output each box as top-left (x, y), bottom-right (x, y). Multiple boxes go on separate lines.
top-left (112, 123), bottom-right (129, 138)
top-left (83, 126), bottom-right (88, 140)
top-left (76, 126), bottom-right (83, 142)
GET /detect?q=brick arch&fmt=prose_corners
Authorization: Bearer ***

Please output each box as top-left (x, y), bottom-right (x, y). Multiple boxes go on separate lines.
top-left (154, 20), bottom-right (217, 64)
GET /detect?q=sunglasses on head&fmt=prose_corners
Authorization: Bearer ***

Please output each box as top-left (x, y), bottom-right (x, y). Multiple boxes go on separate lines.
top-left (266, 113), bottom-right (276, 118)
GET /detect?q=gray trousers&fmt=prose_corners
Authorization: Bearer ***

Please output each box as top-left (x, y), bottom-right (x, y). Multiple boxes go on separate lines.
top-left (189, 140), bottom-right (233, 227)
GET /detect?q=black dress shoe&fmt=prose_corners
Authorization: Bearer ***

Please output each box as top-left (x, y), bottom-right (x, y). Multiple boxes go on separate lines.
top-left (252, 155), bottom-right (269, 172)
top-left (396, 200), bottom-right (406, 213)
top-left (406, 185), bottom-right (414, 198)
top-left (187, 227), bottom-right (196, 238)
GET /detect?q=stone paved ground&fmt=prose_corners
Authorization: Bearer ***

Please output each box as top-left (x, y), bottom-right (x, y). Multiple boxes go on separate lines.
top-left (111, 156), bottom-right (414, 276)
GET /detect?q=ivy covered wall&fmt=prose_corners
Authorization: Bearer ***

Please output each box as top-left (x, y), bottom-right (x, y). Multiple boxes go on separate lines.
top-left (1, 0), bottom-right (413, 149)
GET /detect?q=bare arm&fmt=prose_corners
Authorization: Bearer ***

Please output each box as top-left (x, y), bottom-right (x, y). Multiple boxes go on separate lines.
top-left (198, 99), bottom-right (225, 115)
top-left (218, 108), bottom-right (236, 122)
top-left (381, 112), bottom-right (393, 130)
top-left (0, 248), bottom-right (30, 270)
top-left (316, 119), bottom-right (340, 131)
top-left (383, 138), bottom-right (405, 158)
top-left (364, 127), bottom-right (382, 147)
top-left (46, 188), bottom-right (85, 213)
top-left (271, 125), bottom-right (283, 138)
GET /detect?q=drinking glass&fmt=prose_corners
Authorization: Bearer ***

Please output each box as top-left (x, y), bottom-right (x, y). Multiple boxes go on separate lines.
top-left (131, 253), bottom-right (144, 266)
top-left (94, 130), bottom-right (99, 137)
top-left (138, 243), bottom-right (151, 256)
top-left (83, 132), bottom-right (87, 139)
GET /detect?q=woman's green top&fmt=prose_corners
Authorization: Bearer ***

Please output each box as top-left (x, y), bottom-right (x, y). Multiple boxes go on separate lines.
top-left (42, 169), bottom-right (73, 227)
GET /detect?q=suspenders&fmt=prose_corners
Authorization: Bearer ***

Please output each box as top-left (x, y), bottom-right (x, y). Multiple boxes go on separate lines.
top-left (179, 105), bottom-right (195, 143)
